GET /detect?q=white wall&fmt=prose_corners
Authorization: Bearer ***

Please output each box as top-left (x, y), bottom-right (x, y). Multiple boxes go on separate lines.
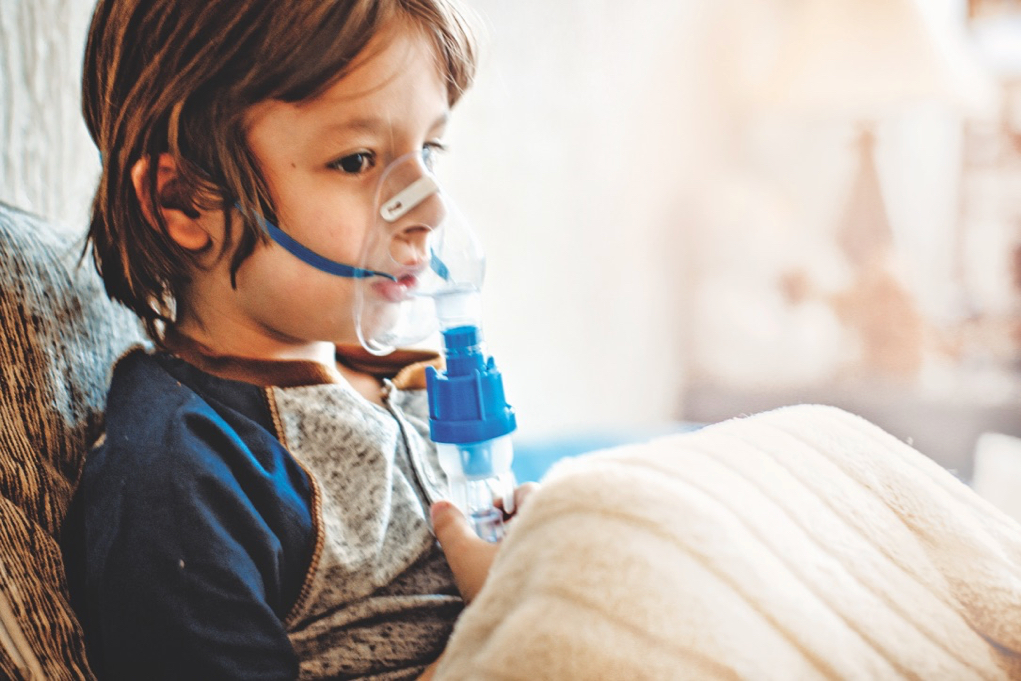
top-left (444, 0), bottom-right (705, 437)
top-left (0, 0), bottom-right (699, 440)
top-left (0, 0), bottom-right (98, 230)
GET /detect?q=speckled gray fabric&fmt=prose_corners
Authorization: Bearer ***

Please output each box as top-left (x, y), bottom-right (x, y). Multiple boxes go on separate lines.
top-left (271, 379), bottom-right (461, 680)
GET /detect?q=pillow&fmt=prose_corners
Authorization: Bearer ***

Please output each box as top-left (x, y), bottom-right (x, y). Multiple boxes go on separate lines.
top-left (0, 203), bottom-right (143, 680)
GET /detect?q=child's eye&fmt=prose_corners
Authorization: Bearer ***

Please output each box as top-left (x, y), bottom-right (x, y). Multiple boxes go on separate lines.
top-left (329, 151), bottom-right (375, 175)
top-left (421, 142), bottom-right (446, 171)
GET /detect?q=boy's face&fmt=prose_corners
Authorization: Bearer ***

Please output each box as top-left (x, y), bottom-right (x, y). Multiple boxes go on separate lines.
top-left (195, 23), bottom-right (451, 355)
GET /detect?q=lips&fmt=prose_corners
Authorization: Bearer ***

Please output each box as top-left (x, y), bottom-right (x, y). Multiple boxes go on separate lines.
top-left (371, 273), bottom-right (419, 303)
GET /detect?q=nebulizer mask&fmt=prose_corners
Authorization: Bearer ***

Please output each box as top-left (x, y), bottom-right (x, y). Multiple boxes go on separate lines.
top-left (259, 151), bottom-right (517, 542)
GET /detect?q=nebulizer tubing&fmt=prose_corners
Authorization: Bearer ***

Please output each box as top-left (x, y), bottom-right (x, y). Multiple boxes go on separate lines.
top-left (241, 152), bottom-right (517, 542)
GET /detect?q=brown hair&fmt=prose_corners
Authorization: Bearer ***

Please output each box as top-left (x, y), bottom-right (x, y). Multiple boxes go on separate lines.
top-left (82, 0), bottom-right (479, 340)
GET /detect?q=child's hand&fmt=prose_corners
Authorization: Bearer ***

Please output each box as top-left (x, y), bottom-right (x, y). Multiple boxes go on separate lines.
top-left (430, 483), bottom-right (538, 603)
top-left (431, 500), bottom-right (498, 603)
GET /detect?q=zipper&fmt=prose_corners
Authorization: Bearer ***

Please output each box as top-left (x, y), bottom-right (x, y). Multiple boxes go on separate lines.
top-left (382, 379), bottom-right (445, 507)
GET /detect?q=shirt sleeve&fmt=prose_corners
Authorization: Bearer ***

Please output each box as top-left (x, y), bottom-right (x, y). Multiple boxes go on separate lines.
top-left (78, 393), bottom-right (307, 681)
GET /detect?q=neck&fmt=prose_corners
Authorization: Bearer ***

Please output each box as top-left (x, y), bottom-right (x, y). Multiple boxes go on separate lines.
top-left (167, 320), bottom-right (385, 405)
top-left (174, 298), bottom-right (336, 367)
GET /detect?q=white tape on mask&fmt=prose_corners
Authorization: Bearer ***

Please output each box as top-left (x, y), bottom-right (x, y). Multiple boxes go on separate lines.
top-left (380, 175), bottom-right (440, 222)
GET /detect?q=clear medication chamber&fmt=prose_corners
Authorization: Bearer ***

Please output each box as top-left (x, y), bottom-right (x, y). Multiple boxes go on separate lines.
top-left (427, 290), bottom-right (517, 542)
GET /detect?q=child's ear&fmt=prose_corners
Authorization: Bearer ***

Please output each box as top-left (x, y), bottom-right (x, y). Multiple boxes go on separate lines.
top-left (130, 154), bottom-right (212, 252)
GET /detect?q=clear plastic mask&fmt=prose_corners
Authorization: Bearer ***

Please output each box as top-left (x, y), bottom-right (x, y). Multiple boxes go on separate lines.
top-left (354, 151), bottom-right (485, 355)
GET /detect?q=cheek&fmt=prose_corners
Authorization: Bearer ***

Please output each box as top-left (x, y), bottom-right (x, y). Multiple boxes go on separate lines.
top-left (276, 191), bottom-right (376, 263)
top-left (236, 245), bottom-right (357, 322)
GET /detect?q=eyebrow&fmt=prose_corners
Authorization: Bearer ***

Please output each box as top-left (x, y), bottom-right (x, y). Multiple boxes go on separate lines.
top-left (324, 112), bottom-right (450, 137)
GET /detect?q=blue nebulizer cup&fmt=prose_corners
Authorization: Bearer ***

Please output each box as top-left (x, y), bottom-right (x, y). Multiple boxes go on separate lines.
top-left (426, 288), bottom-right (517, 543)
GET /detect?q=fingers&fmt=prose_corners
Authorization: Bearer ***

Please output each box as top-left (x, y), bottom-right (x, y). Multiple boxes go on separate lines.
top-left (430, 501), bottom-right (499, 603)
top-left (513, 482), bottom-right (540, 511)
top-left (495, 482), bottom-right (541, 520)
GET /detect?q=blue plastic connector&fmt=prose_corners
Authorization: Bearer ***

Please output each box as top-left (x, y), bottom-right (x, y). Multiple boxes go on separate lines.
top-left (426, 325), bottom-right (516, 446)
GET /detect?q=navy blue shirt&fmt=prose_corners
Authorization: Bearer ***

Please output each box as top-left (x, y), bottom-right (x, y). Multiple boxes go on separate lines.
top-left (64, 350), bottom-right (314, 680)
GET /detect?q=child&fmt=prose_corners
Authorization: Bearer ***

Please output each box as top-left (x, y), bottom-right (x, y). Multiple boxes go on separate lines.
top-left (62, 0), bottom-right (525, 678)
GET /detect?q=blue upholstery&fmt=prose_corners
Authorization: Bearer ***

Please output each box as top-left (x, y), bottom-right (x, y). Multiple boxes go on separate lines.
top-left (511, 423), bottom-right (701, 483)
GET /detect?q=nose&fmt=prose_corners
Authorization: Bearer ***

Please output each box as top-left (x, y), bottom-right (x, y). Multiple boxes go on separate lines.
top-left (386, 184), bottom-right (446, 269)
top-left (377, 150), bottom-right (448, 267)
top-left (390, 222), bottom-right (435, 268)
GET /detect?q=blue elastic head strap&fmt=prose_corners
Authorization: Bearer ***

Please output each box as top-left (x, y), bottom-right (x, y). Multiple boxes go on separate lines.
top-left (258, 213), bottom-right (396, 280)
top-left (237, 203), bottom-right (450, 283)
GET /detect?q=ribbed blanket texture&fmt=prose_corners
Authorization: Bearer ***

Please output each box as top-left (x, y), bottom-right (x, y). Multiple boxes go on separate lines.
top-left (435, 405), bottom-right (1021, 680)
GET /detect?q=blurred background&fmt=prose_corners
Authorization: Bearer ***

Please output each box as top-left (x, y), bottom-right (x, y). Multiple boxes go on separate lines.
top-left (4, 0), bottom-right (1021, 485)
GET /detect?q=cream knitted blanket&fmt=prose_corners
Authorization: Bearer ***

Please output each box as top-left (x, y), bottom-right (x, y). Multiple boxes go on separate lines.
top-left (434, 405), bottom-right (1021, 680)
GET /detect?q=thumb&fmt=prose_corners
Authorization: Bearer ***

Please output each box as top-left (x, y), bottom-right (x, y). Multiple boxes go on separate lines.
top-left (430, 500), bottom-right (473, 549)
top-left (430, 500), bottom-right (498, 603)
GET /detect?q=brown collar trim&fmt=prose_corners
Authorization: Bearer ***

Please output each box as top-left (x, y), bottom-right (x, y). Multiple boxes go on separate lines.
top-left (160, 328), bottom-right (440, 388)
top-left (333, 344), bottom-right (441, 383)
